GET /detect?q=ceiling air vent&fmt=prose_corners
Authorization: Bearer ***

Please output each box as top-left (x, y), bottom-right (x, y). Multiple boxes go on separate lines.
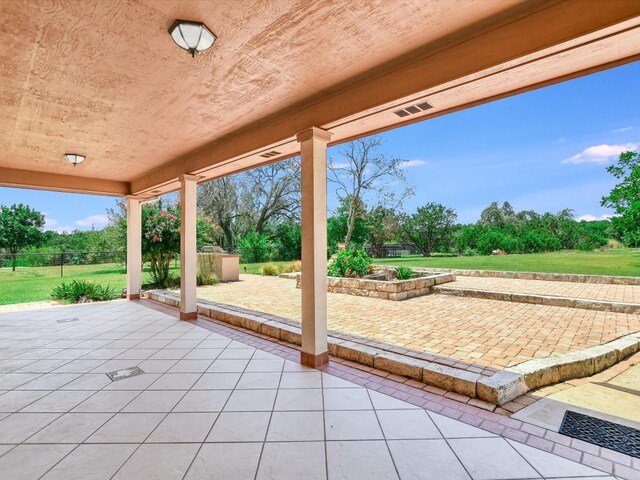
top-left (393, 101), bottom-right (433, 118)
top-left (260, 150), bottom-right (281, 158)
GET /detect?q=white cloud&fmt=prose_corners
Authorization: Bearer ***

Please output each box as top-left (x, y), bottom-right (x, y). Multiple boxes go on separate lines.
top-left (562, 143), bottom-right (638, 165)
top-left (44, 217), bottom-right (57, 229)
top-left (576, 214), bottom-right (612, 222)
top-left (613, 126), bottom-right (633, 133)
top-left (74, 214), bottom-right (109, 227)
top-left (330, 161), bottom-right (351, 169)
top-left (399, 159), bottom-right (427, 169)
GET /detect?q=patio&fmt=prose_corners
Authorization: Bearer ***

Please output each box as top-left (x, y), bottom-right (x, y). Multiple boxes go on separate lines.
top-left (195, 275), bottom-right (640, 369)
top-left (0, 300), bottom-right (626, 479)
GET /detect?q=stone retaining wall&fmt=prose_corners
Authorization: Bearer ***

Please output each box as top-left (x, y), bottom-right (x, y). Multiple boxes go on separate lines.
top-left (388, 266), bottom-right (640, 285)
top-left (295, 272), bottom-right (455, 300)
top-left (434, 286), bottom-right (640, 314)
top-left (145, 290), bottom-right (640, 405)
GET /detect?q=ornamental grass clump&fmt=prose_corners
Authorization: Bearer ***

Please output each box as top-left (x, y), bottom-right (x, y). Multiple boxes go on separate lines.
top-left (280, 260), bottom-right (302, 273)
top-left (51, 280), bottom-right (117, 303)
top-left (394, 266), bottom-right (415, 280)
top-left (261, 262), bottom-right (281, 276)
top-left (328, 249), bottom-right (372, 278)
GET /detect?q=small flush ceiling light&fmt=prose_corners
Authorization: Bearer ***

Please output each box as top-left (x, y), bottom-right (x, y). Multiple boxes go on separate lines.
top-left (169, 19), bottom-right (216, 57)
top-left (64, 153), bottom-right (85, 166)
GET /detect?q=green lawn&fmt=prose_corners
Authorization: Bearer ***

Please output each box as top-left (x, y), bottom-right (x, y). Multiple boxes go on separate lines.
top-left (239, 261), bottom-right (291, 275)
top-left (2, 251), bottom-right (637, 306)
top-left (0, 261), bottom-right (291, 305)
top-left (374, 248), bottom-right (640, 277)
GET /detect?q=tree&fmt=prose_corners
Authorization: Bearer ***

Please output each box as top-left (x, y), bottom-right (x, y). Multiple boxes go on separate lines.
top-left (601, 150), bottom-right (640, 247)
top-left (241, 159), bottom-right (301, 233)
top-left (328, 136), bottom-right (414, 249)
top-left (142, 202), bottom-right (181, 287)
top-left (366, 206), bottom-right (399, 257)
top-left (239, 231), bottom-right (273, 263)
top-left (0, 204), bottom-right (45, 271)
top-left (198, 177), bottom-right (241, 250)
top-left (479, 201), bottom-right (518, 227)
top-left (198, 159), bottom-right (301, 250)
top-left (399, 203), bottom-right (457, 256)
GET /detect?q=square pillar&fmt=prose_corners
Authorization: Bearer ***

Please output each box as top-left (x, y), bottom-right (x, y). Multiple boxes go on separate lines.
top-left (180, 174), bottom-right (200, 320)
top-left (297, 127), bottom-right (332, 367)
top-left (125, 195), bottom-right (142, 300)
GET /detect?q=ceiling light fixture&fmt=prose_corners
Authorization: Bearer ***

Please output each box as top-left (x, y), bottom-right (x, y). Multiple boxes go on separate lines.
top-left (169, 19), bottom-right (216, 57)
top-left (64, 153), bottom-right (85, 166)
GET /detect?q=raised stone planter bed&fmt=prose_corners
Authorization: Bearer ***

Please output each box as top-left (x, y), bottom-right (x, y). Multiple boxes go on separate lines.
top-left (295, 269), bottom-right (455, 300)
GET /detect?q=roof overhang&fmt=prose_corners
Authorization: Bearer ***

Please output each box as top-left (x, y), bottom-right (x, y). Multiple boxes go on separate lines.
top-left (1, 0), bottom-right (639, 197)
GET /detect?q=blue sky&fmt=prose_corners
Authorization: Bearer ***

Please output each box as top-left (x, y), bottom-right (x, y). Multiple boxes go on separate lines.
top-left (1, 61), bottom-right (638, 231)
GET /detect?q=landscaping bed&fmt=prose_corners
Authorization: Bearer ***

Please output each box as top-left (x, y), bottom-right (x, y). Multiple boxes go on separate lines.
top-left (296, 267), bottom-right (455, 300)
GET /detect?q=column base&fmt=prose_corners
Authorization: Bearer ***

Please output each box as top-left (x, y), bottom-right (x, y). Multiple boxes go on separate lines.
top-left (126, 293), bottom-right (140, 300)
top-left (300, 351), bottom-right (329, 368)
top-left (180, 311), bottom-right (198, 320)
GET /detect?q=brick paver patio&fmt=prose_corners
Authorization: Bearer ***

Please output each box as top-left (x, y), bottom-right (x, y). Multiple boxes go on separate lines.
top-left (446, 276), bottom-right (640, 304)
top-left (196, 275), bottom-right (640, 369)
top-left (1, 300), bottom-right (625, 479)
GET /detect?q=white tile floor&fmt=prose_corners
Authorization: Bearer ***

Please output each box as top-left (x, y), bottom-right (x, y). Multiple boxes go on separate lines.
top-left (0, 300), bottom-right (617, 479)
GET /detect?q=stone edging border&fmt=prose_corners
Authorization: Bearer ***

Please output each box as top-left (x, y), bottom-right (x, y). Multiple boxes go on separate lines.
top-left (145, 290), bottom-right (640, 406)
top-left (383, 266), bottom-right (640, 285)
top-left (433, 286), bottom-right (640, 314)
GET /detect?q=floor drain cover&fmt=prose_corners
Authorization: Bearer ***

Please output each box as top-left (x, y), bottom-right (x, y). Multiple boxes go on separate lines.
top-left (56, 317), bottom-right (80, 324)
top-left (106, 366), bottom-right (144, 382)
top-left (559, 410), bottom-right (640, 458)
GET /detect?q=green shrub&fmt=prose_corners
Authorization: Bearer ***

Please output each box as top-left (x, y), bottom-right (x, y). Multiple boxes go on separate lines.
top-left (261, 262), bottom-right (281, 276)
top-left (281, 260), bottom-right (302, 273)
top-left (51, 280), bottom-right (117, 303)
top-left (461, 247), bottom-right (478, 257)
top-left (395, 266), bottom-right (415, 280)
top-left (575, 240), bottom-right (596, 251)
top-left (197, 272), bottom-right (220, 286)
top-left (328, 249), bottom-right (372, 278)
top-left (239, 231), bottom-right (273, 263)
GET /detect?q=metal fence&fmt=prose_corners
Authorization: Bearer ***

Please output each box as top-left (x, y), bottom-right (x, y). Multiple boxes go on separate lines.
top-left (0, 250), bottom-right (127, 277)
top-left (366, 243), bottom-right (421, 258)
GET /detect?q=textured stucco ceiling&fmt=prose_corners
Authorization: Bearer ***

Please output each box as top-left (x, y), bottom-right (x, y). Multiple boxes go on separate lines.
top-left (1, 0), bottom-right (639, 196)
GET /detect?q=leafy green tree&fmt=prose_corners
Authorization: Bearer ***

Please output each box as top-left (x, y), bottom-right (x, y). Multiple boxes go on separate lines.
top-left (366, 206), bottom-right (399, 257)
top-left (0, 204), bottom-right (45, 271)
top-left (601, 150), bottom-right (640, 247)
top-left (327, 197), bottom-right (369, 253)
top-left (328, 136), bottom-right (413, 249)
top-left (270, 222), bottom-right (301, 261)
top-left (399, 203), bottom-right (457, 257)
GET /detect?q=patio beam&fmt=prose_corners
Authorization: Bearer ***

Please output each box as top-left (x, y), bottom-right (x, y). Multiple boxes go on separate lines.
top-left (179, 174), bottom-right (200, 320)
top-left (298, 127), bottom-right (332, 367)
top-left (125, 195), bottom-right (142, 300)
top-left (0, 167), bottom-right (129, 196)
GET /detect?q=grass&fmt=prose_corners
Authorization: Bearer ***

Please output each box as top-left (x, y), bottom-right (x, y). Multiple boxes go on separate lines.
top-left (374, 248), bottom-right (640, 277)
top-left (0, 260), bottom-right (289, 305)
top-left (239, 261), bottom-right (290, 275)
top-left (0, 263), bottom-right (179, 306)
top-left (2, 250), bottom-right (638, 305)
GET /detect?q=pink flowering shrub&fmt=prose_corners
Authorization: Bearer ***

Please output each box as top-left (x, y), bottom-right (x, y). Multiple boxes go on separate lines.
top-left (142, 203), bottom-right (181, 288)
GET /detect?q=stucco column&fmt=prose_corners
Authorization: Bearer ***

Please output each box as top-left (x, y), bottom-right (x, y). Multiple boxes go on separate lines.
top-left (125, 195), bottom-right (142, 300)
top-left (179, 174), bottom-right (200, 320)
top-left (297, 127), bottom-right (332, 367)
